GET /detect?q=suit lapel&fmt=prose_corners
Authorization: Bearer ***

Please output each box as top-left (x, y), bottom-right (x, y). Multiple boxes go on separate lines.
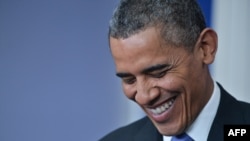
top-left (134, 118), bottom-right (163, 141)
top-left (207, 83), bottom-right (244, 141)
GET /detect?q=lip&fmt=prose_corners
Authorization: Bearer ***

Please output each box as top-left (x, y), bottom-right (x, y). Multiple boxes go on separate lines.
top-left (146, 96), bottom-right (177, 123)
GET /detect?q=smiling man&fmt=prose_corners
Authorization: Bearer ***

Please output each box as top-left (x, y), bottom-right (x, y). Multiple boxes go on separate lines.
top-left (99, 0), bottom-right (250, 141)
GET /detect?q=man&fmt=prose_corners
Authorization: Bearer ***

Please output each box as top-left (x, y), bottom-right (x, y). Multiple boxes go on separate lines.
top-left (100, 0), bottom-right (250, 140)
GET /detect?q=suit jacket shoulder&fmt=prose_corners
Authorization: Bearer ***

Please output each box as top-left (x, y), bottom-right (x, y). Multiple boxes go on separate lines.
top-left (99, 117), bottom-right (162, 141)
top-left (208, 83), bottom-right (250, 141)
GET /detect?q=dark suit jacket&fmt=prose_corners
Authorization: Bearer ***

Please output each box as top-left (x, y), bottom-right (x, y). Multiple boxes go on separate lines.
top-left (99, 83), bottom-right (250, 141)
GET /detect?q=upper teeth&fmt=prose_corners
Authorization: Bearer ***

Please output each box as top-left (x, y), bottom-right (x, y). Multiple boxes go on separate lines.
top-left (150, 99), bottom-right (174, 115)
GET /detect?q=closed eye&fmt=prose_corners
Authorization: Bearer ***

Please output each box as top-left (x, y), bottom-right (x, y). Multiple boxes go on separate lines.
top-left (122, 77), bottom-right (136, 84)
top-left (149, 70), bottom-right (167, 78)
top-left (116, 73), bottom-right (136, 84)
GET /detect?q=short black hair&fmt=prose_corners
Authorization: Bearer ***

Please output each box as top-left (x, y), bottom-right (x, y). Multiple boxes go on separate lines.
top-left (109, 0), bottom-right (206, 49)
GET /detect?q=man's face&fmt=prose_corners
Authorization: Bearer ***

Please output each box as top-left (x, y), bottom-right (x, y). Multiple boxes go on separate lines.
top-left (110, 27), bottom-right (213, 135)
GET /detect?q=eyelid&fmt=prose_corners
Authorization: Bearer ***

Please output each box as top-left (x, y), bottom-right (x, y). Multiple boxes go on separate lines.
top-left (122, 76), bottom-right (136, 84)
top-left (149, 70), bottom-right (167, 78)
top-left (116, 72), bottom-right (136, 84)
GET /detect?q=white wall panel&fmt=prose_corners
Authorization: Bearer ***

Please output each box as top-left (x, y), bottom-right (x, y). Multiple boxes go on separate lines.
top-left (212, 0), bottom-right (250, 102)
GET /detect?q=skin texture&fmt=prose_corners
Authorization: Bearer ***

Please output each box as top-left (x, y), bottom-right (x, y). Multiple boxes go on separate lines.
top-left (110, 27), bottom-right (218, 136)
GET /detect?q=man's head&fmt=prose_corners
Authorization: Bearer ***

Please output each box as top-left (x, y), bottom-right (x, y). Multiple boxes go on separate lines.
top-left (109, 0), bottom-right (218, 136)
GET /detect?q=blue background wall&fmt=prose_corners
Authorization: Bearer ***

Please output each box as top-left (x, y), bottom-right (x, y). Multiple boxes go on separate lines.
top-left (0, 0), bottom-right (212, 141)
top-left (0, 0), bottom-right (126, 141)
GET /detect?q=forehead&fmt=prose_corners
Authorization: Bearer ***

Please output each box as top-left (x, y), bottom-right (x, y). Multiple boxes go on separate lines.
top-left (109, 27), bottom-right (187, 73)
top-left (110, 27), bottom-right (164, 58)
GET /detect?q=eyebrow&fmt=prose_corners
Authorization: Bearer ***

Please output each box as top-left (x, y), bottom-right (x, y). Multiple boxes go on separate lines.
top-left (141, 64), bottom-right (169, 74)
top-left (116, 64), bottom-right (169, 78)
top-left (116, 72), bottom-right (132, 78)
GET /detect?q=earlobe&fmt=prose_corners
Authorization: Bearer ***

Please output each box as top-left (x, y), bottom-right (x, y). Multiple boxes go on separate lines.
top-left (196, 28), bottom-right (218, 64)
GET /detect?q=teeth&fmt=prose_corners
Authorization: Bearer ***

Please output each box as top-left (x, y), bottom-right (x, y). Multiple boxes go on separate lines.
top-left (151, 99), bottom-right (174, 115)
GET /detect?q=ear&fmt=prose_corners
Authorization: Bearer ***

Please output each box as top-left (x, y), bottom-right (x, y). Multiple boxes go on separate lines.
top-left (195, 28), bottom-right (218, 64)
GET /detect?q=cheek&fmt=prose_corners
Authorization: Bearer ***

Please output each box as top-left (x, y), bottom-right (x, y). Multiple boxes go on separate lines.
top-left (157, 74), bottom-right (184, 92)
top-left (159, 75), bottom-right (194, 119)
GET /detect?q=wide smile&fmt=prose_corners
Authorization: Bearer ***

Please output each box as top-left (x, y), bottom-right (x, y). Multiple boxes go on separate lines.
top-left (150, 98), bottom-right (175, 115)
top-left (147, 96), bottom-right (177, 122)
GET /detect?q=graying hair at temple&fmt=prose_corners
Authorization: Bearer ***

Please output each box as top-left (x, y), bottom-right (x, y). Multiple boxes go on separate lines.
top-left (108, 0), bottom-right (206, 50)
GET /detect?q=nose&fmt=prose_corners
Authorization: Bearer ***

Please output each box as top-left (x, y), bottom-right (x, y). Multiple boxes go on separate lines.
top-left (135, 79), bottom-right (160, 105)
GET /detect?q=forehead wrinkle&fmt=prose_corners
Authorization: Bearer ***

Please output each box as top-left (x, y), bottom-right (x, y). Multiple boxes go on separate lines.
top-left (111, 27), bottom-right (185, 77)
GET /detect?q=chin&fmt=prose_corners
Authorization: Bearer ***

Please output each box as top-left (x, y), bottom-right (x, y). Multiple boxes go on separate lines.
top-left (152, 121), bottom-right (184, 136)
